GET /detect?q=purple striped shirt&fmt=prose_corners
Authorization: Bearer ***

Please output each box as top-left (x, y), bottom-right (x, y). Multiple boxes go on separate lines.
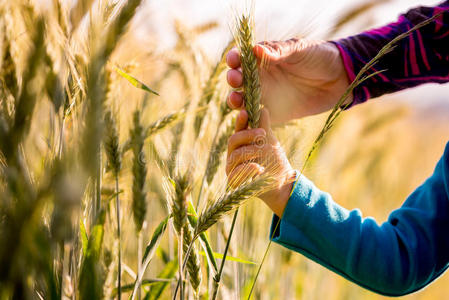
top-left (333, 1), bottom-right (449, 106)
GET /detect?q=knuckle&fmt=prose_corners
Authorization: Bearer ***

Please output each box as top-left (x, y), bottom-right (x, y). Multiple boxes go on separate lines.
top-left (253, 134), bottom-right (268, 148)
top-left (228, 134), bottom-right (237, 148)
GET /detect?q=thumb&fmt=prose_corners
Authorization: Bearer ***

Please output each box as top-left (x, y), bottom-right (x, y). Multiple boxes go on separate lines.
top-left (253, 44), bottom-right (283, 66)
top-left (258, 108), bottom-right (276, 145)
top-left (254, 39), bottom-right (309, 67)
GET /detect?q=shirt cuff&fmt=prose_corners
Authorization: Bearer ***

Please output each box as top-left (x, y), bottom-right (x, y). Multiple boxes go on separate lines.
top-left (269, 173), bottom-right (316, 242)
top-left (330, 41), bottom-right (371, 108)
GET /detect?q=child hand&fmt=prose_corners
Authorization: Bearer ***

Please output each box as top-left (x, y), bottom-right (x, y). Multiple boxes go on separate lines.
top-left (226, 108), bottom-right (296, 217)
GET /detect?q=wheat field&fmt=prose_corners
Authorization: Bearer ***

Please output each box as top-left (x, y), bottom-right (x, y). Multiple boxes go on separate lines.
top-left (0, 0), bottom-right (448, 299)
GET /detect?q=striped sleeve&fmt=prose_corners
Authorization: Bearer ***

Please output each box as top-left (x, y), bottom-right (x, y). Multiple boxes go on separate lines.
top-left (332, 1), bottom-right (449, 107)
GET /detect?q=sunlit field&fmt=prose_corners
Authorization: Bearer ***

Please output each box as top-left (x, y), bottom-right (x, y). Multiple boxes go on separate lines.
top-left (0, 0), bottom-right (448, 299)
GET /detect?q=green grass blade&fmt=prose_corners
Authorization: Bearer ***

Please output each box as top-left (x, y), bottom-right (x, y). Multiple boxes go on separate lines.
top-left (79, 221), bottom-right (88, 255)
top-left (142, 217), bottom-right (169, 263)
top-left (114, 66), bottom-right (159, 96)
top-left (86, 211), bottom-right (106, 259)
top-left (79, 211), bottom-right (106, 300)
top-left (130, 216), bottom-right (169, 300)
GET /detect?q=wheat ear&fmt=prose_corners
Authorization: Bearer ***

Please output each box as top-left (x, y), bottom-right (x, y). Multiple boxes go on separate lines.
top-left (104, 111), bottom-right (122, 176)
top-left (171, 174), bottom-right (202, 293)
top-left (130, 111), bottom-right (147, 233)
top-left (236, 14), bottom-right (261, 128)
top-left (122, 109), bottom-right (187, 153)
top-left (195, 175), bottom-right (274, 237)
top-left (173, 174), bottom-right (274, 300)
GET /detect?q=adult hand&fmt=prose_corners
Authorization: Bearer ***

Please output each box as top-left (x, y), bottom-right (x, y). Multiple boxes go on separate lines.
top-left (226, 39), bottom-right (351, 124)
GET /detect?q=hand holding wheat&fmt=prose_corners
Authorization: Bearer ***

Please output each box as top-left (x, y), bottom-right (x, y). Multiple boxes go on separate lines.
top-left (226, 108), bottom-right (296, 217)
top-left (227, 39), bottom-right (351, 124)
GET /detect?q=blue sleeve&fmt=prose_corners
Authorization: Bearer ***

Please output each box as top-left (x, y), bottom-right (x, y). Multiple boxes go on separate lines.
top-left (270, 141), bottom-right (449, 296)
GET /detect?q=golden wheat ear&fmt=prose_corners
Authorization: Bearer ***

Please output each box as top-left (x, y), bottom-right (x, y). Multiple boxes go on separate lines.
top-left (235, 14), bottom-right (262, 129)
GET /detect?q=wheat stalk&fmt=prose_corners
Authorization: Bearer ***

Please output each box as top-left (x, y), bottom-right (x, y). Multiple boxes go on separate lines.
top-left (130, 110), bottom-right (148, 299)
top-left (81, 0), bottom-right (143, 190)
top-left (210, 207), bottom-right (238, 300)
top-left (82, 0), bottom-right (142, 174)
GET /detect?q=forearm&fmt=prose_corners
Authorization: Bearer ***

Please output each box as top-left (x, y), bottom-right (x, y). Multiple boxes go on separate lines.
top-left (332, 2), bottom-right (449, 107)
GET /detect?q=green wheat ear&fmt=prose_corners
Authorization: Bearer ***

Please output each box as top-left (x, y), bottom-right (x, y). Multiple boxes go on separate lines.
top-left (171, 173), bottom-right (202, 293)
top-left (236, 14), bottom-right (261, 128)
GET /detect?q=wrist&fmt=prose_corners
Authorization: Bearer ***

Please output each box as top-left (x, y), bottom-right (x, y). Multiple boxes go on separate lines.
top-left (328, 41), bottom-right (354, 106)
top-left (262, 169), bottom-right (296, 217)
top-left (278, 170), bottom-right (296, 215)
